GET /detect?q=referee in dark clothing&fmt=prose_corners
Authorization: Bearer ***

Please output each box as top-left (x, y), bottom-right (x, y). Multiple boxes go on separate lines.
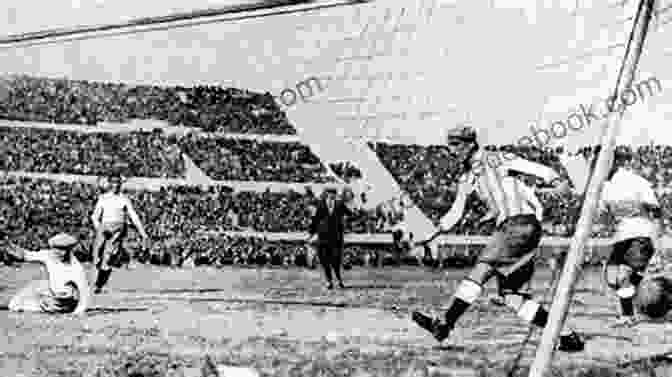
top-left (308, 188), bottom-right (355, 290)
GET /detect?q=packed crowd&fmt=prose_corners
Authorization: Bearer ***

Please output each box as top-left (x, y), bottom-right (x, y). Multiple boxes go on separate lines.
top-left (3, 138), bottom-right (672, 267)
top-left (329, 161), bottom-right (363, 181)
top-left (576, 144), bottom-right (672, 188)
top-left (0, 126), bottom-right (185, 178)
top-left (0, 126), bottom-right (337, 182)
top-left (179, 135), bottom-right (333, 183)
top-left (0, 75), bottom-right (295, 134)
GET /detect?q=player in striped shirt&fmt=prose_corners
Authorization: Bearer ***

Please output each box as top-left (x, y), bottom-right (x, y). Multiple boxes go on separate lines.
top-left (411, 126), bottom-right (584, 352)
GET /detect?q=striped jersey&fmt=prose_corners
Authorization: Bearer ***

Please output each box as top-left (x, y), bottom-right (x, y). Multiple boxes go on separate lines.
top-left (448, 150), bottom-right (560, 226)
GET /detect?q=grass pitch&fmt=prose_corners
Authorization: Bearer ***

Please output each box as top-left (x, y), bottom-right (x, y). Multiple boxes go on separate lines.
top-left (1, 262), bottom-right (671, 377)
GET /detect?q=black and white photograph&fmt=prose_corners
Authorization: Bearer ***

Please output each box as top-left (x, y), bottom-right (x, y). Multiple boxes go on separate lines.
top-left (1, 0), bottom-right (672, 376)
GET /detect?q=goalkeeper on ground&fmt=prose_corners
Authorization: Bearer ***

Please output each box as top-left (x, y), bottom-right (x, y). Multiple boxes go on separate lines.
top-left (3, 233), bottom-right (90, 315)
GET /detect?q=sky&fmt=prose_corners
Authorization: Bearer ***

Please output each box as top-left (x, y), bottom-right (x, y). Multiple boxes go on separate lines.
top-left (1, 0), bottom-right (671, 150)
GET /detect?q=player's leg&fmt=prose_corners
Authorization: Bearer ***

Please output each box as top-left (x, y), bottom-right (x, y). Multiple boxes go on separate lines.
top-left (411, 231), bottom-right (503, 342)
top-left (92, 228), bottom-right (105, 268)
top-left (317, 243), bottom-right (334, 289)
top-left (38, 282), bottom-right (80, 314)
top-left (499, 217), bottom-right (583, 351)
top-left (331, 245), bottom-right (345, 289)
top-left (606, 237), bottom-right (655, 325)
top-left (93, 228), bottom-right (120, 293)
top-left (9, 280), bottom-right (50, 312)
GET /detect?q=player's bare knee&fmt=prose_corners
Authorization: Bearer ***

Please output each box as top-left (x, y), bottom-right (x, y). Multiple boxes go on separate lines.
top-left (503, 294), bottom-right (524, 311)
top-left (606, 264), bottom-right (635, 292)
top-left (468, 262), bottom-right (494, 285)
top-left (605, 264), bottom-right (622, 289)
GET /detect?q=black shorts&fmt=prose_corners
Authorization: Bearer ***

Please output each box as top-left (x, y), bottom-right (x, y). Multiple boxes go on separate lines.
top-left (608, 237), bottom-right (655, 272)
top-left (476, 214), bottom-right (542, 292)
top-left (478, 214), bottom-right (542, 265)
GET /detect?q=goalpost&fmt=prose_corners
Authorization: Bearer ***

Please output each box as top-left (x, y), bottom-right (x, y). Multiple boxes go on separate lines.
top-left (528, 1), bottom-right (658, 376)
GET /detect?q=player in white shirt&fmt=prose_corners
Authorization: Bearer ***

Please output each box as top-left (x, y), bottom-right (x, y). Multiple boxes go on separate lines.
top-left (90, 174), bottom-right (150, 294)
top-left (4, 233), bottom-right (90, 315)
top-left (594, 148), bottom-right (663, 326)
top-left (411, 126), bottom-right (584, 352)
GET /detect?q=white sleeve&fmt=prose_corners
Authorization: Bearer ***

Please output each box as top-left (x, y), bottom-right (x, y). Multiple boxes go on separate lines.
top-left (521, 183), bottom-right (543, 222)
top-left (438, 177), bottom-right (474, 230)
top-left (23, 249), bottom-right (51, 263)
top-left (638, 178), bottom-right (659, 206)
top-left (504, 156), bottom-right (560, 183)
top-left (91, 198), bottom-right (103, 225)
top-left (598, 181), bottom-right (612, 212)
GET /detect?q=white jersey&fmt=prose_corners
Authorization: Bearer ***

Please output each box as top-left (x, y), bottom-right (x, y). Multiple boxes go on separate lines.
top-left (91, 192), bottom-right (135, 227)
top-left (24, 249), bottom-right (90, 314)
top-left (601, 168), bottom-right (659, 243)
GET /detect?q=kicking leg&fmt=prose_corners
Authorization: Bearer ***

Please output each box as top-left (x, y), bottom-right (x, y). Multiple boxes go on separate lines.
top-left (9, 280), bottom-right (49, 312)
top-left (412, 262), bottom-right (494, 342)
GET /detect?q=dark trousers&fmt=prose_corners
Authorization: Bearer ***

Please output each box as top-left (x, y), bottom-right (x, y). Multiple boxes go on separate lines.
top-left (317, 243), bottom-right (343, 284)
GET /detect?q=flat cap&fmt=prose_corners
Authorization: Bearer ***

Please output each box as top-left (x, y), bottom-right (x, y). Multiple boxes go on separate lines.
top-left (48, 233), bottom-right (79, 249)
top-left (446, 126), bottom-right (477, 143)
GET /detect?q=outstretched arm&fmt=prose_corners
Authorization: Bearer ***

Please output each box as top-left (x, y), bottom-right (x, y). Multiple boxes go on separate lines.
top-left (125, 201), bottom-right (149, 240)
top-left (4, 243), bottom-right (47, 263)
top-left (437, 179), bottom-right (473, 233)
top-left (90, 199), bottom-right (103, 230)
top-left (506, 156), bottom-right (560, 183)
top-left (507, 156), bottom-right (570, 194)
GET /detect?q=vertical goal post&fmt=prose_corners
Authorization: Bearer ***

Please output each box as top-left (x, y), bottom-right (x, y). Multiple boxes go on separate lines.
top-left (528, 1), bottom-right (658, 376)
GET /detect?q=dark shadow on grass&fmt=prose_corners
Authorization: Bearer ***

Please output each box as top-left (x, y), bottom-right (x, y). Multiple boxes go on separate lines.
top-left (433, 344), bottom-right (469, 352)
top-left (580, 331), bottom-right (633, 342)
top-left (117, 288), bottom-right (230, 294)
top-left (86, 307), bottom-right (149, 316)
top-left (571, 312), bottom-right (618, 320)
top-left (572, 287), bottom-right (605, 295)
top-left (187, 297), bottom-right (351, 308)
top-left (0, 305), bottom-right (148, 315)
top-left (340, 284), bottom-right (404, 290)
top-left (619, 354), bottom-right (672, 368)
top-left (122, 295), bottom-right (419, 311)
top-left (632, 316), bottom-right (672, 325)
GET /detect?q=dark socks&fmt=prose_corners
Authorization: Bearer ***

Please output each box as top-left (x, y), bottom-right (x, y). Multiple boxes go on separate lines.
top-left (630, 272), bottom-right (643, 287)
top-left (531, 306), bottom-right (549, 328)
top-left (620, 297), bottom-right (635, 316)
top-left (95, 269), bottom-right (112, 290)
top-left (444, 297), bottom-right (471, 328)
